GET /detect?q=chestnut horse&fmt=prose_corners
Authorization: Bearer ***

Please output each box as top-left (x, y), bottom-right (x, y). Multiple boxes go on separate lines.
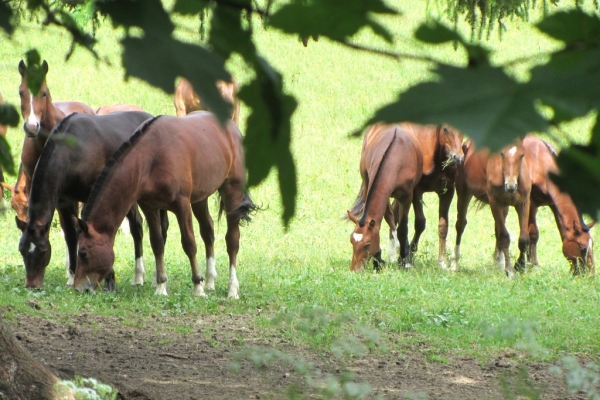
top-left (0, 165), bottom-right (28, 222)
top-left (96, 104), bottom-right (145, 115)
top-left (74, 112), bottom-right (256, 299)
top-left (348, 124), bottom-right (423, 271)
top-left (454, 140), bottom-right (531, 277)
top-left (173, 77), bottom-right (240, 124)
top-left (387, 123), bottom-right (464, 268)
top-left (15, 111), bottom-right (156, 289)
top-left (524, 135), bottom-right (595, 274)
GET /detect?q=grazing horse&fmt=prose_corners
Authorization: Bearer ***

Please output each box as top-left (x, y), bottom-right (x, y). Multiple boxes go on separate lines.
top-left (453, 140), bottom-right (531, 277)
top-left (387, 123), bottom-right (464, 268)
top-left (173, 77), bottom-right (240, 124)
top-left (96, 104), bottom-right (145, 115)
top-left (524, 135), bottom-right (595, 274)
top-left (15, 111), bottom-right (154, 289)
top-left (73, 112), bottom-right (256, 299)
top-left (348, 124), bottom-right (423, 271)
top-left (1, 165), bottom-right (28, 222)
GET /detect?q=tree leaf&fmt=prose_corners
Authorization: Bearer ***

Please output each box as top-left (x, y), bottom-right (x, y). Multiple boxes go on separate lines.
top-left (209, 0), bottom-right (257, 62)
top-left (172, 0), bottom-right (211, 15)
top-left (24, 50), bottom-right (46, 96)
top-left (0, 136), bottom-right (15, 176)
top-left (98, 0), bottom-right (174, 36)
top-left (238, 57), bottom-right (298, 226)
top-left (368, 64), bottom-right (547, 151)
top-left (269, 0), bottom-right (397, 43)
top-left (0, 103), bottom-right (20, 127)
top-left (121, 36), bottom-right (232, 124)
top-left (536, 10), bottom-right (600, 45)
top-left (0, 1), bottom-right (14, 35)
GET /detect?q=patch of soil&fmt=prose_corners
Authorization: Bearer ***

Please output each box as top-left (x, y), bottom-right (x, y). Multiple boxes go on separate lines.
top-left (6, 313), bottom-right (585, 399)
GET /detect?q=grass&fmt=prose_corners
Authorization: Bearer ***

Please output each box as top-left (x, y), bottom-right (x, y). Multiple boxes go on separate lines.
top-left (1, 1), bottom-right (599, 366)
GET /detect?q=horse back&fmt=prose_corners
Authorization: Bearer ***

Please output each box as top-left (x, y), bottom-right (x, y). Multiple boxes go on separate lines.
top-left (460, 140), bottom-right (490, 201)
top-left (54, 101), bottom-right (96, 117)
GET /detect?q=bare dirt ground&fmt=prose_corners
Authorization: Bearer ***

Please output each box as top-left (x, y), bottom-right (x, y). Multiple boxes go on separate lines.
top-left (5, 311), bottom-right (585, 400)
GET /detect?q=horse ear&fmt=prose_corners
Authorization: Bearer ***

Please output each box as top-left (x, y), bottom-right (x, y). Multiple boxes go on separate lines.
top-left (347, 210), bottom-right (359, 224)
top-left (15, 216), bottom-right (26, 232)
top-left (73, 216), bottom-right (89, 234)
top-left (41, 60), bottom-right (48, 75)
top-left (18, 60), bottom-right (26, 77)
top-left (0, 182), bottom-right (14, 192)
top-left (369, 219), bottom-right (376, 229)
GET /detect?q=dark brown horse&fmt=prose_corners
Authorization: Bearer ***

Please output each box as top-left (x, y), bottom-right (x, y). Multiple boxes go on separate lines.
top-left (524, 135), bottom-right (595, 274)
top-left (96, 104), bottom-right (145, 115)
top-left (454, 140), bottom-right (531, 277)
top-left (387, 123), bottom-right (464, 268)
top-left (348, 124), bottom-right (423, 271)
top-left (73, 112), bottom-right (256, 298)
top-left (15, 111), bottom-right (154, 289)
top-left (173, 77), bottom-right (240, 124)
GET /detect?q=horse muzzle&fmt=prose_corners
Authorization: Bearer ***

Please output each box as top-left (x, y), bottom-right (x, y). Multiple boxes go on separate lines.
top-left (23, 123), bottom-right (40, 138)
top-left (504, 183), bottom-right (518, 194)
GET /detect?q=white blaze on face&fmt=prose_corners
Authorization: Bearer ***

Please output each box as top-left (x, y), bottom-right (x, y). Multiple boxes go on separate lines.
top-left (507, 146), bottom-right (517, 156)
top-left (352, 233), bottom-right (363, 243)
top-left (26, 91), bottom-right (40, 133)
top-left (28, 242), bottom-right (36, 254)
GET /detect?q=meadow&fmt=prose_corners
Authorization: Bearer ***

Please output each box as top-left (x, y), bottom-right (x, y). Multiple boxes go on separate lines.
top-left (1, 1), bottom-right (599, 397)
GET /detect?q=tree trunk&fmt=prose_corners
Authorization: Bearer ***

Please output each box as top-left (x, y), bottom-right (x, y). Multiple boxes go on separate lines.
top-left (0, 313), bottom-right (62, 399)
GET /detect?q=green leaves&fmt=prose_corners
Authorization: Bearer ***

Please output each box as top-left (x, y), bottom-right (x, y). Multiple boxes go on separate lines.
top-left (22, 50), bottom-right (47, 96)
top-left (239, 58), bottom-right (298, 226)
top-left (0, 1), bottom-right (14, 35)
top-left (369, 63), bottom-right (547, 150)
top-left (536, 10), bottom-right (600, 45)
top-left (0, 136), bottom-right (15, 177)
top-left (0, 104), bottom-right (20, 128)
top-left (269, 0), bottom-right (397, 43)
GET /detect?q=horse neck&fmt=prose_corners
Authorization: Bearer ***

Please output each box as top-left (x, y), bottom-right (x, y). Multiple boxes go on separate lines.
top-left (40, 95), bottom-right (65, 133)
top-left (86, 155), bottom-right (147, 236)
top-left (548, 189), bottom-right (583, 242)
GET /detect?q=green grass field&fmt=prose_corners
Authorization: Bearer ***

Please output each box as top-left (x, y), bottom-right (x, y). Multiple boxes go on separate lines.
top-left (1, 2), bottom-right (599, 364)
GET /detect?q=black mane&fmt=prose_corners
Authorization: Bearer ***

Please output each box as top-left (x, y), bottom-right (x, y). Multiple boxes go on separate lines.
top-left (82, 116), bottom-right (161, 221)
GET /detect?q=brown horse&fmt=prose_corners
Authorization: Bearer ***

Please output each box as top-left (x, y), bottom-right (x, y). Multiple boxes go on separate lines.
top-left (16, 111), bottom-right (154, 289)
top-left (524, 135), bottom-right (595, 274)
top-left (387, 123), bottom-right (464, 268)
top-left (18, 59), bottom-right (95, 214)
top-left (73, 112), bottom-right (256, 298)
top-left (96, 104), bottom-right (145, 115)
top-left (0, 165), bottom-right (28, 222)
top-left (454, 140), bottom-right (531, 277)
top-left (348, 124), bottom-right (423, 271)
top-left (173, 77), bottom-right (240, 124)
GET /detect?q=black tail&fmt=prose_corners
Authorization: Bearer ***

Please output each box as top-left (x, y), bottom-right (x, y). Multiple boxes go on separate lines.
top-left (219, 191), bottom-right (262, 224)
top-left (347, 183), bottom-right (366, 220)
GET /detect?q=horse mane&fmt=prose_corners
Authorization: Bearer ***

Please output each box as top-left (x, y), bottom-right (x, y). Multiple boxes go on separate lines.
top-left (50, 112), bottom-right (79, 135)
top-left (541, 139), bottom-right (558, 157)
top-left (348, 183), bottom-right (366, 219)
top-left (28, 140), bottom-right (57, 207)
top-left (82, 116), bottom-right (160, 221)
top-left (360, 129), bottom-right (398, 227)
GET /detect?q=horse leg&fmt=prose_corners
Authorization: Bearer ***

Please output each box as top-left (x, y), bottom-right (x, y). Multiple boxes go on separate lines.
top-left (126, 205), bottom-right (145, 286)
top-left (139, 205), bottom-right (169, 295)
top-left (384, 200), bottom-right (398, 262)
top-left (515, 197), bottom-right (531, 272)
top-left (437, 188), bottom-right (455, 270)
top-left (191, 199), bottom-right (216, 290)
top-left (491, 202), bottom-right (514, 278)
top-left (528, 203), bottom-right (539, 266)
top-left (173, 201), bottom-right (205, 297)
top-left (398, 197), bottom-right (413, 268)
top-left (410, 189), bottom-right (425, 254)
top-left (57, 202), bottom-right (79, 285)
top-left (452, 177), bottom-right (471, 271)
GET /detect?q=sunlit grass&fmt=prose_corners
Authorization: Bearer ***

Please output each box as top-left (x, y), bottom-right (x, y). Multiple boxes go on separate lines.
top-left (1, 1), bottom-right (599, 364)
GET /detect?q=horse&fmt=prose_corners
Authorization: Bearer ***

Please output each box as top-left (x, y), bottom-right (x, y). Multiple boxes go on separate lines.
top-left (1, 165), bottom-right (28, 222)
top-left (96, 104), bottom-right (145, 115)
top-left (453, 139), bottom-right (532, 278)
top-left (348, 124), bottom-right (423, 271)
top-left (18, 60), bottom-right (96, 205)
top-left (523, 135), bottom-right (595, 274)
top-left (15, 111), bottom-right (155, 289)
top-left (173, 77), bottom-right (240, 124)
top-left (386, 123), bottom-right (464, 269)
top-left (73, 112), bottom-right (257, 299)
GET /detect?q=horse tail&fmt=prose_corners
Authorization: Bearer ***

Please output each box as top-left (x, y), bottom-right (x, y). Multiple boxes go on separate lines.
top-left (219, 191), bottom-right (262, 224)
top-left (347, 183), bottom-right (366, 219)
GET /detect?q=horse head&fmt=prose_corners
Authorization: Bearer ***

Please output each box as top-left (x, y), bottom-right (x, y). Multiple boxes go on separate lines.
top-left (564, 220), bottom-right (595, 275)
top-left (16, 218), bottom-right (52, 289)
top-left (348, 210), bottom-right (381, 271)
top-left (440, 125), bottom-right (464, 166)
top-left (18, 59), bottom-right (50, 138)
top-left (499, 142), bottom-right (525, 194)
top-left (73, 217), bottom-right (115, 293)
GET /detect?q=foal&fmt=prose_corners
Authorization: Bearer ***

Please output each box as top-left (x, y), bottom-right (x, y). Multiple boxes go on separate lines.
top-left (454, 140), bottom-right (531, 277)
top-left (74, 112), bottom-right (256, 298)
top-left (348, 124), bottom-right (423, 271)
top-left (524, 135), bottom-right (595, 274)
top-left (173, 77), bottom-right (240, 124)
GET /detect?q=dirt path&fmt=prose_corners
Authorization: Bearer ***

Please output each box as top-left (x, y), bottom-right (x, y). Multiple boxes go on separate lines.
top-left (6, 312), bottom-right (583, 399)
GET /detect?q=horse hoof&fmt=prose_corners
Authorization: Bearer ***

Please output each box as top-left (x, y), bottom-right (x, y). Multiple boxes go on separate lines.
top-left (154, 283), bottom-right (168, 296)
top-left (193, 283), bottom-right (207, 297)
top-left (66, 274), bottom-right (75, 286)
